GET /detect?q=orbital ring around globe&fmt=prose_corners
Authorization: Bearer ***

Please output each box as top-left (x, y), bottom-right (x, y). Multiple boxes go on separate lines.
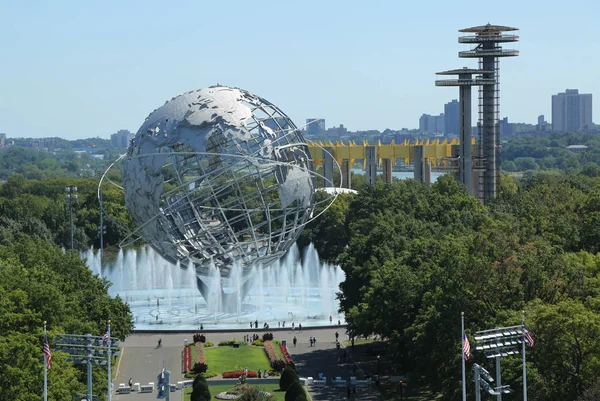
top-left (99, 147), bottom-right (343, 249)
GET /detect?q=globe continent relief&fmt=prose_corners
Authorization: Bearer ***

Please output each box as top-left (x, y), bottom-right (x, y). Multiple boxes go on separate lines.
top-left (123, 86), bottom-right (316, 279)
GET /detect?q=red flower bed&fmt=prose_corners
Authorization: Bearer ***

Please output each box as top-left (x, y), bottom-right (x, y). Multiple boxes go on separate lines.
top-left (222, 370), bottom-right (258, 378)
top-left (280, 344), bottom-right (294, 368)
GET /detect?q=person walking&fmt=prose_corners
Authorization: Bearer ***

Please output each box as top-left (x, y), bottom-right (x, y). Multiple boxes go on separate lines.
top-left (298, 323), bottom-right (302, 332)
top-left (329, 315), bottom-right (333, 324)
top-left (335, 331), bottom-right (339, 341)
top-left (293, 336), bottom-right (297, 347)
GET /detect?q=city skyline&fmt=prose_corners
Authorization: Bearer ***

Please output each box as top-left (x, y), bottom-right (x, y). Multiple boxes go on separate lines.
top-left (1, 0), bottom-right (599, 139)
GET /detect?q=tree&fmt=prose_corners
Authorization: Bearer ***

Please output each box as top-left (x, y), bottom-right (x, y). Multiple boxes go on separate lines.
top-left (279, 366), bottom-right (299, 391)
top-left (191, 374), bottom-right (211, 401)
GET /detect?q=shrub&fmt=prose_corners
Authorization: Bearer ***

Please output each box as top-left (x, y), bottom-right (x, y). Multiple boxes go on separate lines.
top-left (204, 341), bottom-right (214, 348)
top-left (252, 338), bottom-right (264, 346)
top-left (284, 380), bottom-right (305, 401)
top-left (279, 366), bottom-right (299, 391)
top-left (191, 374), bottom-right (211, 401)
top-left (219, 340), bottom-right (244, 346)
top-left (193, 362), bottom-right (208, 373)
top-left (222, 370), bottom-right (258, 379)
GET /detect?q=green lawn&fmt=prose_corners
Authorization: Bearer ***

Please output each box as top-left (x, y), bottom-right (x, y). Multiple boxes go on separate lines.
top-left (204, 345), bottom-right (271, 374)
top-left (183, 383), bottom-right (286, 401)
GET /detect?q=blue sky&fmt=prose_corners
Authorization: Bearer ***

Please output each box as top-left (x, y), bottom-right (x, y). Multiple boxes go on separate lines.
top-left (0, 0), bottom-right (598, 139)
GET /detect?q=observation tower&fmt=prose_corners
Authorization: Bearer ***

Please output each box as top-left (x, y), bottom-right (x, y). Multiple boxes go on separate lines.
top-left (458, 24), bottom-right (519, 203)
top-left (435, 68), bottom-right (495, 196)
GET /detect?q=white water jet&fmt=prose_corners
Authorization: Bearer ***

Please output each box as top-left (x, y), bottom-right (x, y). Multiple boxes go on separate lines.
top-left (86, 243), bottom-right (346, 330)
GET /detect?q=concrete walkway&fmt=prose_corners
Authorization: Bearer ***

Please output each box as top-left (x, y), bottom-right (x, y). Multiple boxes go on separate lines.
top-left (112, 326), bottom-right (372, 401)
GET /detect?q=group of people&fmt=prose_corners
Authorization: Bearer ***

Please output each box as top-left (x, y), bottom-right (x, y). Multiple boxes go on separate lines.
top-left (329, 315), bottom-right (342, 325)
top-left (244, 334), bottom-right (261, 343)
top-left (309, 336), bottom-right (318, 346)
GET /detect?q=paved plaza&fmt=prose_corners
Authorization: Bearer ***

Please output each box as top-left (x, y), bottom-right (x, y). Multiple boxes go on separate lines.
top-left (111, 326), bottom-right (381, 401)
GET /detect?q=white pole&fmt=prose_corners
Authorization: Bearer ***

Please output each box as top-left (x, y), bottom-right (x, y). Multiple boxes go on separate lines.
top-left (43, 321), bottom-right (48, 401)
top-left (108, 321), bottom-right (112, 401)
top-left (462, 312), bottom-right (466, 401)
top-left (522, 312), bottom-right (527, 401)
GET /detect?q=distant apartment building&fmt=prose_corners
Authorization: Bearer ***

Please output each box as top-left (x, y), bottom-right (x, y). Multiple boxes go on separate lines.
top-left (305, 118), bottom-right (325, 136)
top-left (444, 100), bottom-right (460, 135)
top-left (419, 113), bottom-right (445, 133)
top-left (264, 117), bottom-right (288, 132)
top-left (0, 133), bottom-right (5, 148)
top-left (111, 129), bottom-right (134, 148)
top-left (552, 89), bottom-right (593, 132)
top-left (537, 115), bottom-right (547, 131)
top-left (499, 117), bottom-right (516, 137)
top-left (327, 124), bottom-right (348, 137)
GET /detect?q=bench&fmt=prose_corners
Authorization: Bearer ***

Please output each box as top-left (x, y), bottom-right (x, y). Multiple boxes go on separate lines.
top-left (116, 386), bottom-right (131, 394)
top-left (311, 380), bottom-right (327, 387)
top-left (140, 383), bottom-right (154, 393)
top-left (333, 380), bottom-right (347, 388)
top-left (181, 380), bottom-right (194, 388)
top-left (356, 379), bottom-right (372, 387)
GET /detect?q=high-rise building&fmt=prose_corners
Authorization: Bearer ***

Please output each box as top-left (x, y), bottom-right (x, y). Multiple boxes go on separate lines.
top-left (499, 117), bottom-right (516, 136)
top-left (111, 129), bottom-right (134, 148)
top-left (264, 117), bottom-right (288, 132)
top-left (444, 99), bottom-right (460, 135)
top-left (537, 115), bottom-right (547, 131)
top-left (305, 118), bottom-right (325, 136)
top-left (552, 89), bottom-right (593, 132)
top-left (419, 113), bottom-right (445, 133)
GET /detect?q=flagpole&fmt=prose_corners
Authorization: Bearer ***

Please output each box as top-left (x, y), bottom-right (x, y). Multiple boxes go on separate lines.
top-left (108, 320), bottom-right (112, 401)
top-left (462, 312), bottom-right (466, 401)
top-left (43, 321), bottom-right (48, 401)
top-left (522, 311), bottom-right (527, 401)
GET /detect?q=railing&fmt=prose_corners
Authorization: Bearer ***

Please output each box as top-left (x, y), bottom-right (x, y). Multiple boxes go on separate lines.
top-left (459, 35), bottom-right (519, 43)
top-left (459, 49), bottom-right (519, 57)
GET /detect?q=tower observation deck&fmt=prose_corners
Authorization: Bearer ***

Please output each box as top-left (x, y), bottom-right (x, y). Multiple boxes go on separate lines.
top-left (458, 24), bottom-right (519, 203)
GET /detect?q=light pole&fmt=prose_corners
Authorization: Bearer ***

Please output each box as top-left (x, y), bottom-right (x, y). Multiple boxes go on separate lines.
top-left (65, 187), bottom-right (77, 250)
top-left (399, 380), bottom-right (404, 401)
top-left (377, 355), bottom-right (381, 385)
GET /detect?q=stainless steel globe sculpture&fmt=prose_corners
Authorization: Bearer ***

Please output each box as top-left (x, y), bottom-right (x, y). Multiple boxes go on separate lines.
top-left (121, 86), bottom-right (317, 289)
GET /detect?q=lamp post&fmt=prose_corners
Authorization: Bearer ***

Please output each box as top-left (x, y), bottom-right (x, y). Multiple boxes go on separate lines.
top-left (65, 187), bottom-right (78, 250)
top-left (400, 380), bottom-right (404, 401)
top-left (377, 355), bottom-right (381, 384)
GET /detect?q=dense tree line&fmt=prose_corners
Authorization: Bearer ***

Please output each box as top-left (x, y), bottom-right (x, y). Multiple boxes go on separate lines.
top-left (500, 132), bottom-right (600, 173)
top-left (302, 172), bottom-right (600, 400)
top-left (0, 175), bottom-right (133, 251)
top-left (0, 173), bottom-right (134, 400)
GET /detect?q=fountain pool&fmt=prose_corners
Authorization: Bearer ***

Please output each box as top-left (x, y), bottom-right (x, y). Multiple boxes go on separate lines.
top-left (84, 243), bottom-right (346, 331)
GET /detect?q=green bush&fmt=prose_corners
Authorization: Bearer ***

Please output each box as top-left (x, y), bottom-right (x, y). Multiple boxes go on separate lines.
top-left (191, 374), bottom-right (211, 401)
top-left (279, 366), bottom-right (299, 391)
top-left (284, 380), bottom-right (306, 401)
top-left (252, 338), bottom-right (264, 346)
top-left (193, 362), bottom-right (208, 373)
top-left (204, 341), bottom-right (214, 347)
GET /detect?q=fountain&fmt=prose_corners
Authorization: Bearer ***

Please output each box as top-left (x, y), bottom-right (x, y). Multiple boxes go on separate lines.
top-left (85, 243), bottom-right (345, 330)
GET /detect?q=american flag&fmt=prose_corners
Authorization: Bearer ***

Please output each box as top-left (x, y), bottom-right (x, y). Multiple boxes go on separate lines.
top-left (523, 326), bottom-right (535, 347)
top-left (463, 333), bottom-right (470, 360)
top-left (43, 335), bottom-right (52, 370)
